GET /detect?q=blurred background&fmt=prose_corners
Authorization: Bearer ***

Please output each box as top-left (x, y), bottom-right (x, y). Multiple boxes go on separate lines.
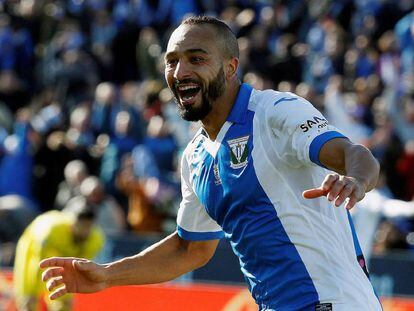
top-left (0, 0), bottom-right (413, 310)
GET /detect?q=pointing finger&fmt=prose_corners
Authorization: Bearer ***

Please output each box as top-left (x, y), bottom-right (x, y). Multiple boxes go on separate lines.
top-left (302, 188), bottom-right (328, 199)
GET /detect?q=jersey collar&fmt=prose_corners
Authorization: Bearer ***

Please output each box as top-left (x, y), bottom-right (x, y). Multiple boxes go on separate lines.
top-left (226, 83), bottom-right (253, 124)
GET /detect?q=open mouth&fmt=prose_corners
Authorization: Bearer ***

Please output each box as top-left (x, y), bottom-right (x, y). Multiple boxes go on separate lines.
top-left (176, 84), bottom-right (201, 105)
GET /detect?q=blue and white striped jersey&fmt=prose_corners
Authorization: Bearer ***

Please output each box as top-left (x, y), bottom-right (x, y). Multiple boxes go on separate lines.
top-left (177, 83), bottom-right (382, 310)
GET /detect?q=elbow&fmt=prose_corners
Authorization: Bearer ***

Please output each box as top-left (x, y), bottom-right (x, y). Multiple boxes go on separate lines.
top-left (371, 156), bottom-right (381, 191)
top-left (187, 243), bottom-right (217, 270)
top-left (191, 248), bottom-right (215, 269)
top-left (176, 234), bottom-right (218, 270)
top-left (360, 145), bottom-right (380, 191)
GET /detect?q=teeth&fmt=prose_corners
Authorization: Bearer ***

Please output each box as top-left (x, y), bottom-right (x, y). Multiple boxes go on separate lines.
top-left (178, 85), bottom-right (199, 91)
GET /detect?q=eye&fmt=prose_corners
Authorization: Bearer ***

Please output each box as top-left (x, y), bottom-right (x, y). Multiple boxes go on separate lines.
top-left (190, 56), bottom-right (204, 63)
top-left (166, 59), bottom-right (178, 67)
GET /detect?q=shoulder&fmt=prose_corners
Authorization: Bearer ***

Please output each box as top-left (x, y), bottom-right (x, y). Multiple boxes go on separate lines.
top-left (249, 89), bottom-right (311, 113)
top-left (35, 211), bottom-right (72, 229)
top-left (249, 89), bottom-right (317, 128)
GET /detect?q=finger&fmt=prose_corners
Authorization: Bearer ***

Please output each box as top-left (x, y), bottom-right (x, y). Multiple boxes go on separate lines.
top-left (345, 195), bottom-right (358, 210)
top-left (321, 174), bottom-right (339, 191)
top-left (42, 267), bottom-right (64, 282)
top-left (334, 184), bottom-right (354, 207)
top-left (50, 286), bottom-right (68, 300)
top-left (47, 276), bottom-right (64, 292)
top-left (345, 189), bottom-right (365, 210)
top-left (302, 188), bottom-right (328, 199)
top-left (40, 257), bottom-right (74, 269)
top-left (327, 179), bottom-right (346, 201)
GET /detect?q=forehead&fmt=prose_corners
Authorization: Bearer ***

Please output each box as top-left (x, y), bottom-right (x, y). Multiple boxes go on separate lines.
top-left (166, 24), bottom-right (220, 55)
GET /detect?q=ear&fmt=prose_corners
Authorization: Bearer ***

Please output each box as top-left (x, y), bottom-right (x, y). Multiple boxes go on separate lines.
top-left (225, 58), bottom-right (239, 78)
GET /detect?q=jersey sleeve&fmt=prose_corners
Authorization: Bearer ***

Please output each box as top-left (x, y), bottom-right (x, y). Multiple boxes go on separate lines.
top-left (176, 152), bottom-right (224, 241)
top-left (268, 93), bottom-right (347, 167)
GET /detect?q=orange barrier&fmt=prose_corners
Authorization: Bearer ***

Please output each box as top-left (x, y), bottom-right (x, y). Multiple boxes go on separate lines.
top-left (2, 269), bottom-right (414, 311)
top-left (73, 283), bottom-right (257, 311)
top-left (73, 283), bottom-right (414, 311)
top-left (381, 297), bottom-right (414, 311)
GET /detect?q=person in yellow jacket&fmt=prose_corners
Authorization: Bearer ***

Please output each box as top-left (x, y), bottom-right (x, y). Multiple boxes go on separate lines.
top-left (13, 197), bottom-right (104, 311)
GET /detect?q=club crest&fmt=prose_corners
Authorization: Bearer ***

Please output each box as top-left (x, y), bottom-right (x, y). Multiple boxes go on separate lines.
top-left (227, 135), bottom-right (249, 169)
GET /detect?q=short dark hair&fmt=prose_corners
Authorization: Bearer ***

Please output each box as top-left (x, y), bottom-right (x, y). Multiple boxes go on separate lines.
top-left (181, 15), bottom-right (239, 59)
top-left (65, 196), bottom-right (96, 221)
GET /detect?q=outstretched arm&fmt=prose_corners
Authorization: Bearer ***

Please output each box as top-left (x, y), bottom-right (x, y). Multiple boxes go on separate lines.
top-left (40, 232), bottom-right (219, 300)
top-left (303, 138), bottom-right (380, 209)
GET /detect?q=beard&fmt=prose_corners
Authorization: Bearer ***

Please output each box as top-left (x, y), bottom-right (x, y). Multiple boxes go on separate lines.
top-left (172, 66), bottom-right (226, 122)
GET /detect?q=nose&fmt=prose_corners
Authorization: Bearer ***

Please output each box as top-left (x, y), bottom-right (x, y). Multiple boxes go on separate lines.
top-left (173, 60), bottom-right (191, 81)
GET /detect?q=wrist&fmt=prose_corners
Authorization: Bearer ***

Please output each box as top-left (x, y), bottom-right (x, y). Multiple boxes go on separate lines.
top-left (102, 263), bottom-right (115, 288)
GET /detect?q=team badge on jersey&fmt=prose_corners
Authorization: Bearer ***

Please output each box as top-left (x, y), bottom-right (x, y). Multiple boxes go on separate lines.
top-left (227, 135), bottom-right (249, 169)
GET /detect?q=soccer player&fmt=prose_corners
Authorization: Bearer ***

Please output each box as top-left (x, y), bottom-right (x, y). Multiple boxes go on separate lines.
top-left (40, 16), bottom-right (382, 310)
top-left (15, 199), bottom-right (104, 311)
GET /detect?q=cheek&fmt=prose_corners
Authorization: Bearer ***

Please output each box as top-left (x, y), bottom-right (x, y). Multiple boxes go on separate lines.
top-left (165, 69), bottom-right (174, 87)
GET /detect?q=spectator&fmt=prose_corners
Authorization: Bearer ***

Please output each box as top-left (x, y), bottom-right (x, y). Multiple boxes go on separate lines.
top-left (117, 149), bottom-right (166, 232)
top-left (64, 105), bottom-right (99, 172)
top-left (0, 109), bottom-right (35, 203)
top-left (395, 10), bottom-right (414, 79)
top-left (90, 9), bottom-right (117, 81)
top-left (144, 115), bottom-right (178, 178)
top-left (90, 82), bottom-right (118, 136)
top-left (100, 110), bottom-right (140, 197)
top-left (55, 159), bottom-right (89, 210)
top-left (66, 176), bottom-right (126, 236)
top-left (0, 195), bottom-right (37, 244)
top-left (0, 14), bottom-right (15, 72)
top-left (136, 27), bottom-right (162, 79)
top-left (0, 195), bottom-right (37, 266)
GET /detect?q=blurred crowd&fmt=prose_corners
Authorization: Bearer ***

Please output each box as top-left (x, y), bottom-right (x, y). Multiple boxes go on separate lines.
top-left (0, 0), bottom-right (413, 267)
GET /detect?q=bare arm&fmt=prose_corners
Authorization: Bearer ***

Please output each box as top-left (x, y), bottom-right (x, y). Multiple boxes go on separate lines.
top-left (40, 232), bottom-right (219, 299)
top-left (105, 232), bottom-right (218, 286)
top-left (303, 138), bottom-right (380, 209)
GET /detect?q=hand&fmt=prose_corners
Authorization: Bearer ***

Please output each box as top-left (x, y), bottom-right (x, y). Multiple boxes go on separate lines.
top-left (40, 257), bottom-right (108, 300)
top-left (302, 173), bottom-right (366, 210)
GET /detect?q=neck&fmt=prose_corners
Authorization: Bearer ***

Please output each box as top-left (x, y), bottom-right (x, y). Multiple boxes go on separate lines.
top-left (201, 80), bottom-right (241, 140)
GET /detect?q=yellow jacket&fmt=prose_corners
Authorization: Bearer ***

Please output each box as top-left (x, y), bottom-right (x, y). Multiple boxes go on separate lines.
top-left (13, 210), bottom-right (104, 302)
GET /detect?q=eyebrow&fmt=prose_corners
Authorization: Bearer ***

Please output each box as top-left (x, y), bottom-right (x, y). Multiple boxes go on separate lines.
top-left (186, 48), bottom-right (209, 54)
top-left (165, 48), bottom-right (209, 60)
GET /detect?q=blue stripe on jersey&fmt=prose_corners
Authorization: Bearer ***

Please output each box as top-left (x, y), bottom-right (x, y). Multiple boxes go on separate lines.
top-left (347, 211), bottom-right (383, 308)
top-left (191, 108), bottom-right (319, 309)
top-left (346, 211), bottom-right (363, 256)
top-left (177, 226), bottom-right (224, 241)
top-left (273, 96), bottom-right (297, 106)
top-left (309, 131), bottom-right (347, 167)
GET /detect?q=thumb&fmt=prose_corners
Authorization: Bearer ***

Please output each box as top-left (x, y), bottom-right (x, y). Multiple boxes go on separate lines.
top-left (302, 188), bottom-right (328, 199)
top-left (74, 260), bottom-right (92, 271)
